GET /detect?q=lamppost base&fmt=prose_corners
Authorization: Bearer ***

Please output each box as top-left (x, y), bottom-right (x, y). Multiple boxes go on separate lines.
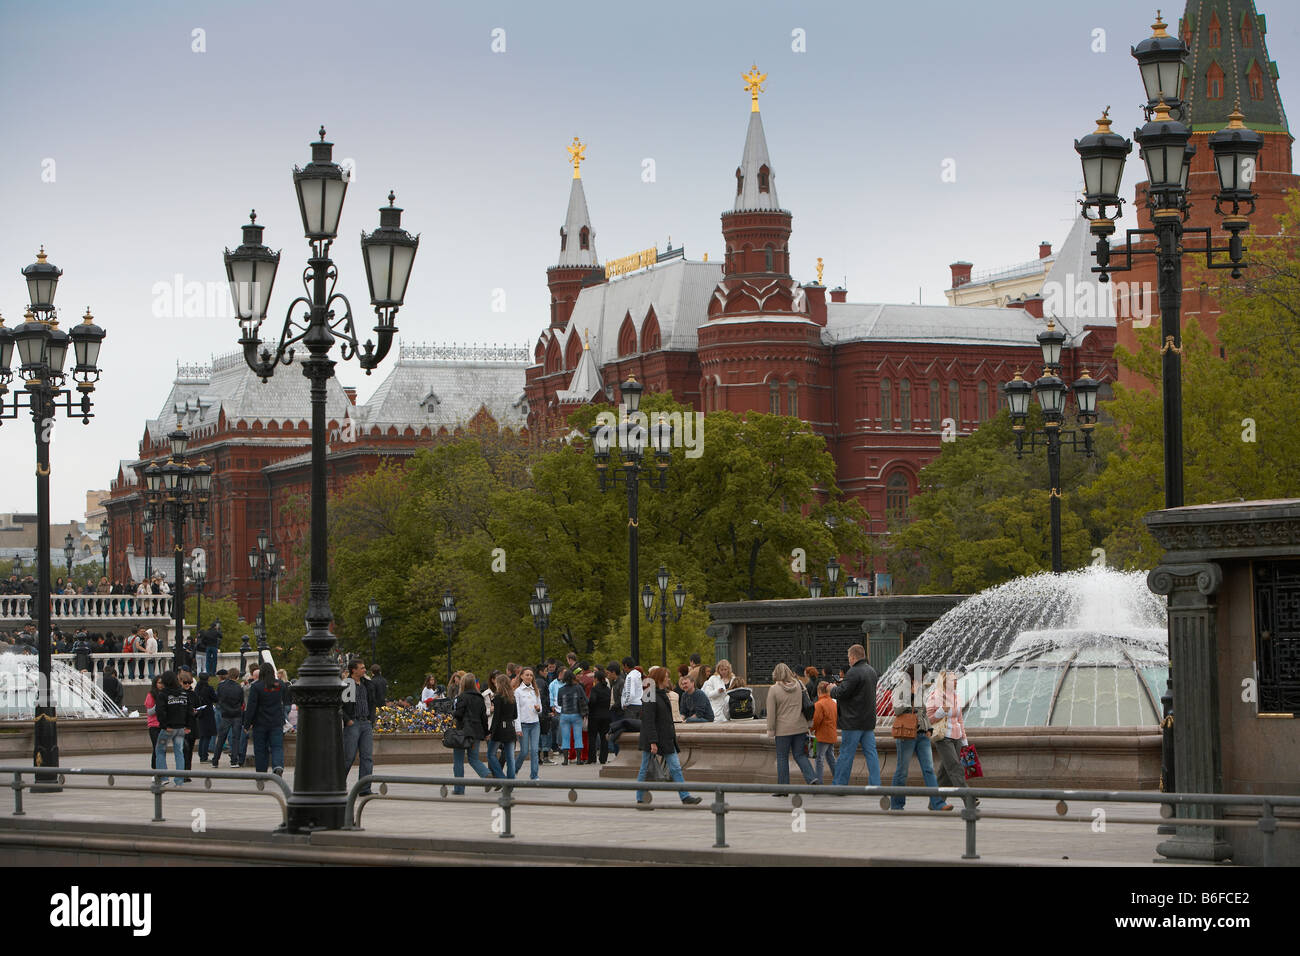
top-left (1156, 831), bottom-right (1233, 862)
top-left (284, 794), bottom-right (348, 833)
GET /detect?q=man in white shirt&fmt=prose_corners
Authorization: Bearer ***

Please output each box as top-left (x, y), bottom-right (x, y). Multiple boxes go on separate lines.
top-left (620, 657), bottom-right (643, 717)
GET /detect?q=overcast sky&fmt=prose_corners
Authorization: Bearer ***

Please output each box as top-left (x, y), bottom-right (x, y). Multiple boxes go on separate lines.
top-left (2, 0), bottom-right (1297, 520)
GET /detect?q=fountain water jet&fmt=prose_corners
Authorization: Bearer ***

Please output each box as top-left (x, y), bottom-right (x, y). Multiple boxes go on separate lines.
top-left (0, 655), bottom-right (125, 719)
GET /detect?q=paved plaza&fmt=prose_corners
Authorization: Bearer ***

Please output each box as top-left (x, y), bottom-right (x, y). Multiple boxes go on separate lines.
top-left (0, 752), bottom-right (1175, 866)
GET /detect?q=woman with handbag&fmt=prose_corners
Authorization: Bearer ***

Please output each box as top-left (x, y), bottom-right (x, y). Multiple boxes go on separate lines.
top-left (767, 663), bottom-right (819, 796)
top-left (486, 674), bottom-right (518, 787)
top-left (450, 672), bottom-right (491, 795)
top-left (927, 669), bottom-right (978, 805)
top-left (635, 667), bottom-right (702, 806)
top-left (889, 665), bottom-right (952, 811)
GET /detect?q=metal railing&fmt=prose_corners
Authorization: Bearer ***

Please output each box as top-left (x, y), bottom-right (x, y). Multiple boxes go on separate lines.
top-left (2, 765), bottom-right (291, 826)
top-left (343, 774), bottom-right (1300, 864)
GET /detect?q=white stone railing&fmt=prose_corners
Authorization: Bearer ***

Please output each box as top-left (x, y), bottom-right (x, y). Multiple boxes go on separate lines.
top-left (0, 594), bottom-right (173, 622)
top-left (54, 652), bottom-right (175, 686)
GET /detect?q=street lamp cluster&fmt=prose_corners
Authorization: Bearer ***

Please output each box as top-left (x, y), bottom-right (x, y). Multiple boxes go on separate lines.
top-left (641, 566), bottom-right (685, 668)
top-left (438, 591), bottom-right (457, 685)
top-left (529, 578), bottom-right (553, 666)
top-left (1073, 11), bottom-right (1262, 510)
top-left (99, 518), bottom-right (110, 576)
top-left (224, 127), bottom-right (419, 832)
top-left (589, 377), bottom-right (674, 663)
top-left (809, 556), bottom-right (859, 598)
top-left (248, 529), bottom-right (279, 646)
top-left (141, 420), bottom-right (213, 668)
top-left (1003, 323), bottom-right (1101, 574)
top-left (0, 247), bottom-right (106, 783)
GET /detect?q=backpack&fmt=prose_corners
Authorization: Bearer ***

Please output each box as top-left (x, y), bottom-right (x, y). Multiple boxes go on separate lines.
top-left (727, 687), bottom-right (755, 720)
top-left (124, 634), bottom-right (136, 653)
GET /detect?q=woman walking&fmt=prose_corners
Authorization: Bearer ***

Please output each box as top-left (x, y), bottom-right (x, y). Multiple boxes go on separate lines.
top-left (634, 667), bottom-right (702, 807)
top-left (767, 663), bottom-right (818, 796)
top-left (450, 672), bottom-right (490, 794)
top-left (144, 675), bottom-right (164, 769)
top-left (927, 669), bottom-right (975, 803)
top-left (889, 666), bottom-right (952, 812)
top-left (512, 668), bottom-right (544, 780)
top-left (487, 674), bottom-right (518, 786)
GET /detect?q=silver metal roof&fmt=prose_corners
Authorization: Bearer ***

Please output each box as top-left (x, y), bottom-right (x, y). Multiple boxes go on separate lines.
top-left (357, 345), bottom-right (529, 431)
top-left (556, 337), bottom-right (603, 403)
top-left (556, 177), bottom-right (598, 268)
top-left (1039, 215), bottom-right (1115, 333)
top-left (552, 258), bottom-right (723, 371)
top-left (734, 111), bottom-right (782, 212)
top-left (822, 302), bottom-right (1049, 348)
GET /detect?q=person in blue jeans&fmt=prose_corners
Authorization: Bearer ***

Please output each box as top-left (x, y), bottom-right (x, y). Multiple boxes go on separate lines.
top-left (634, 667), bottom-right (702, 806)
top-left (152, 670), bottom-right (192, 786)
top-left (512, 668), bottom-right (543, 779)
top-left (555, 669), bottom-right (588, 765)
top-left (451, 673), bottom-right (491, 794)
top-left (888, 665), bottom-right (953, 811)
top-left (829, 644), bottom-right (882, 787)
top-left (243, 662), bottom-right (287, 774)
top-left (486, 674), bottom-right (518, 784)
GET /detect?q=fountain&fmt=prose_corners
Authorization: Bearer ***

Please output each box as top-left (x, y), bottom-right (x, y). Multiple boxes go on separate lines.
top-left (0, 655), bottom-right (125, 719)
top-left (876, 567), bottom-right (1168, 727)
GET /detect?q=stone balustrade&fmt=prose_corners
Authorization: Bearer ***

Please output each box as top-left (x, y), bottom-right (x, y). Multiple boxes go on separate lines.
top-left (0, 594), bottom-right (173, 622)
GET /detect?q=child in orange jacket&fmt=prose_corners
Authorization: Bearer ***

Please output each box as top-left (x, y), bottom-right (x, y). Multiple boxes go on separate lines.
top-left (811, 681), bottom-right (839, 784)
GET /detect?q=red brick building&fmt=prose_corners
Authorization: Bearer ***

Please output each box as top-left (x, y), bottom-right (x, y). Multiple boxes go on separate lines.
top-left (105, 345), bottom-right (529, 622)
top-left (526, 70), bottom-right (1117, 548)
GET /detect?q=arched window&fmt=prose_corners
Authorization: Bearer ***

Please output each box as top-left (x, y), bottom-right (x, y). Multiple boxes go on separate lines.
top-left (899, 379), bottom-right (911, 430)
top-left (1242, 13), bottom-right (1253, 47)
top-left (880, 379), bottom-right (892, 430)
top-left (641, 309), bottom-right (661, 352)
top-left (559, 227), bottom-right (567, 252)
top-left (769, 380), bottom-right (780, 415)
top-left (579, 226), bottom-right (590, 251)
top-left (565, 333), bottom-right (582, 370)
top-left (886, 472), bottom-right (910, 517)
top-left (1249, 61), bottom-right (1265, 100)
top-left (736, 167), bottom-right (744, 196)
top-left (929, 380), bottom-right (941, 431)
top-left (1208, 12), bottom-right (1221, 47)
top-left (617, 314), bottom-right (637, 357)
top-left (1207, 62), bottom-right (1224, 100)
top-left (758, 164), bottom-right (770, 193)
top-left (948, 380), bottom-right (961, 425)
top-left (978, 381), bottom-right (989, 421)
top-left (765, 244), bottom-right (774, 272)
top-left (787, 380), bottom-right (798, 418)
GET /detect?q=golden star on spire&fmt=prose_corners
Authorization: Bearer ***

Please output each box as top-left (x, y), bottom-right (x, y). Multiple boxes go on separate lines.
top-left (742, 64), bottom-right (766, 112)
top-left (567, 136), bottom-right (587, 179)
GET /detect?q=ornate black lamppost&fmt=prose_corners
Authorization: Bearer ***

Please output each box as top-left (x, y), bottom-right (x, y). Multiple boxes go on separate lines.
top-left (185, 557), bottom-right (206, 629)
top-left (438, 590), bottom-right (457, 685)
top-left (62, 533), bottom-right (75, 580)
top-left (1002, 322), bottom-right (1101, 573)
top-left (99, 519), bottom-right (109, 576)
top-left (224, 127), bottom-right (418, 831)
top-left (1075, 15), bottom-right (1261, 510)
top-left (0, 248), bottom-right (106, 786)
top-left (141, 508), bottom-right (155, 580)
top-left (248, 529), bottom-right (278, 648)
top-left (1074, 13), bottom-right (1263, 860)
top-left (589, 378), bottom-right (673, 663)
top-left (365, 597), bottom-right (381, 667)
top-left (142, 421), bottom-right (212, 669)
top-left (239, 633), bottom-right (251, 675)
top-left (640, 566), bottom-right (685, 669)
top-left (528, 578), bottom-right (552, 666)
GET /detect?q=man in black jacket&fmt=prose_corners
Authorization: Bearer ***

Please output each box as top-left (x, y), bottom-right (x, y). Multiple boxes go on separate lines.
top-left (341, 659), bottom-right (375, 795)
top-left (213, 669), bottom-right (245, 768)
top-left (100, 665), bottom-right (124, 710)
top-left (367, 664), bottom-right (387, 714)
top-left (829, 644), bottom-right (880, 787)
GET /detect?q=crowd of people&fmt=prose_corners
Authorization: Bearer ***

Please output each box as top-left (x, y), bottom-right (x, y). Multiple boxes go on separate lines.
top-left (404, 644), bottom-right (976, 808)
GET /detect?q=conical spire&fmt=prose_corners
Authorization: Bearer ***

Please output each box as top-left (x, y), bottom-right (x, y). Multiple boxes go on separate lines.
top-left (733, 68), bottom-right (780, 211)
top-left (557, 138), bottom-right (598, 267)
top-left (557, 329), bottom-right (602, 402)
top-left (1180, 1), bottom-right (1288, 133)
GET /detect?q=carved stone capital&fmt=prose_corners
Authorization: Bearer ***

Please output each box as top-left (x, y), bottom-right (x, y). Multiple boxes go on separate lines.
top-left (705, 623), bottom-right (732, 641)
top-left (1148, 561), bottom-right (1223, 599)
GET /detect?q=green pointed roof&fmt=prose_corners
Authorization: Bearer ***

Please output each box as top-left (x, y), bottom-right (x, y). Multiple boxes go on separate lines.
top-left (1179, 0), bottom-right (1288, 132)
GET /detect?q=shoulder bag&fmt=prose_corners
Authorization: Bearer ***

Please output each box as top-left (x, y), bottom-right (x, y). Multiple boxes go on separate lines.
top-left (891, 709), bottom-right (918, 739)
top-left (800, 688), bottom-right (816, 721)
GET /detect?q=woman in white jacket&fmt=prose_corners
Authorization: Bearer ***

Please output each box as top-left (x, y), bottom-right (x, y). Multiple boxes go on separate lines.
top-left (702, 660), bottom-right (739, 722)
top-left (511, 668), bottom-right (544, 780)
